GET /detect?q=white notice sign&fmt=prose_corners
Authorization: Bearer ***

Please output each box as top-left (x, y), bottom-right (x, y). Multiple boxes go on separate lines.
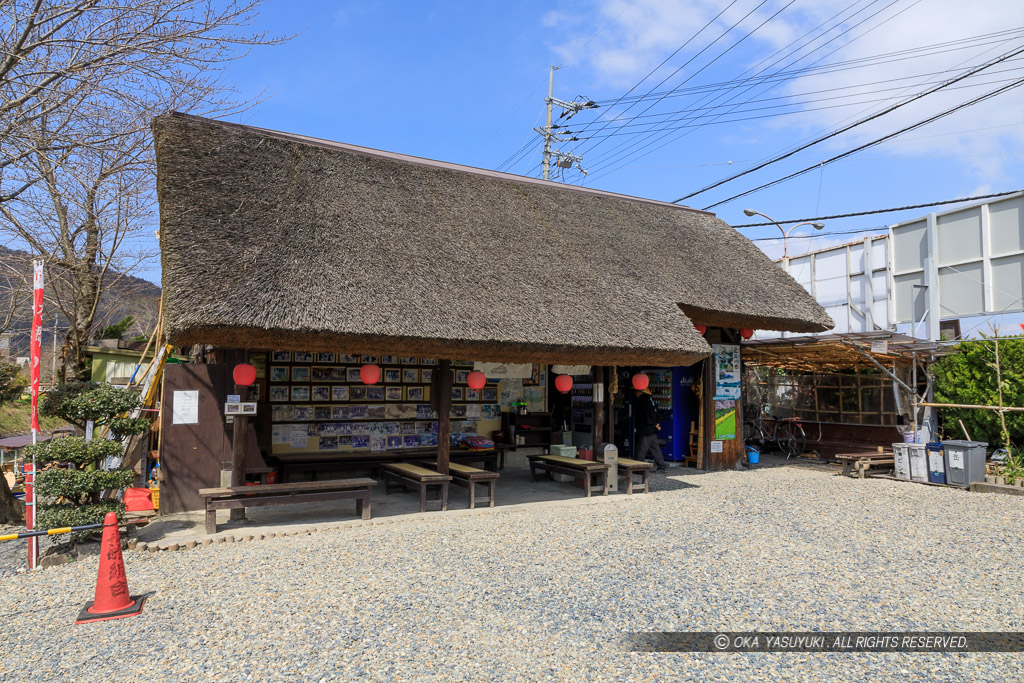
top-left (594, 383), bottom-right (604, 403)
top-left (172, 390), bottom-right (199, 425)
top-left (290, 425), bottom-right (309, 449)
top-left (949, 449), bottom-right (965, 470)
top-left (710, 440), bottom-right (724, 453)
top-left (870, 340), bottom-right (889, 355)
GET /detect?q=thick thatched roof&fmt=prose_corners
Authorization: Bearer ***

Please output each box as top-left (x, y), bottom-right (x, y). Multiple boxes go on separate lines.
top-left (152, 113), bottom-right (831, 365)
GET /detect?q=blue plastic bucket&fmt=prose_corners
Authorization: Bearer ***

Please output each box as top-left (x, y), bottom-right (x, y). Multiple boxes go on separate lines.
top-left (746, 446), bottom-right (760, 464)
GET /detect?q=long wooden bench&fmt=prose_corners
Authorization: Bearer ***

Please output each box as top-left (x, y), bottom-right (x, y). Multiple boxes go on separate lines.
top-left (527, 455), bottom-right (609, 497)
top-left (198, 479), bottom-right (376, 534)
top-left (615, 457), bottom-right (655, 494)
top-left (382, 463), bottom-right (452, 512)
top-left (432, 461), bottom-right (499, 509)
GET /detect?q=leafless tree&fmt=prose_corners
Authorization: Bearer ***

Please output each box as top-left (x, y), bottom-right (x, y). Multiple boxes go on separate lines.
top-left (0, 0), bottom-right (284, 378)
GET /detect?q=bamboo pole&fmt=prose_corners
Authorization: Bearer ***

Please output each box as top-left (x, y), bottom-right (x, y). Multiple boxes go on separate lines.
top-left (918, 402), bottom-right (1024, 412)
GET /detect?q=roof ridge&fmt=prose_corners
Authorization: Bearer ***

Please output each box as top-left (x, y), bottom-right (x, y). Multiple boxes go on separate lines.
top-left (165, 112), bottom-right (715, 216)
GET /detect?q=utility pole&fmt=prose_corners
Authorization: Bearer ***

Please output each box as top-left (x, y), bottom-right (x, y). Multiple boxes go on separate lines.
top-left (535, 65), bottom-right (598, 181)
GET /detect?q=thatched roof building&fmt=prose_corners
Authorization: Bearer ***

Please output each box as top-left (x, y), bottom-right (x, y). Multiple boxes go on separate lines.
top-left (153, 113), bottom-right (831, 366)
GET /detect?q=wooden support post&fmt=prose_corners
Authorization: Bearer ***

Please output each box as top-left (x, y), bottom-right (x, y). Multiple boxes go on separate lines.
top-left (436, 360), bottom-right (453, 475)
top-left (592, 365), bottom-right (604, 450)
top-left (605, 367), bottom-right (614, 447)
top-left (229, 382), bottom-right (248, 521)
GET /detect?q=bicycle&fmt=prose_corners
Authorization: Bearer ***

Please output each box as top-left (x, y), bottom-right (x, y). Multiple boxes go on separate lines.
top-left (745, 408), bottom-right (807, 460)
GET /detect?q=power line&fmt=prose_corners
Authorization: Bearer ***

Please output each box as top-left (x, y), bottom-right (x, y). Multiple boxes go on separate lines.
top-left (582, 0), bottom-right (805, 168)
top-left (673, 41), bottom-right (1024, 205)
top-left (560, 60), bottom-right (1024, 136)
top-left (566, 0), bottom-right (744, 152)
top-left (568, 70), bottom-right (1024, 141)
top-left (587, 25), bottom-right (1024, 107)
top-left (749, 225), bottom-right (886, 241)
top-left (575, 0), bottom-right (771, 159)
top-left (699, 75), bottom-right (1024, 210)
top-left (585, 0), bottom-right (919, 179)
top-left (731, 190), bottom-right (1024, 226)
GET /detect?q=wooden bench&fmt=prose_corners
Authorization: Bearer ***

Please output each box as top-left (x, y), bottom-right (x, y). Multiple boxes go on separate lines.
top-left (836, 452), bottom-right (895, 478)
top-left (198, 479), bottom-right (376, 535)
top-left (432, 461), bottom-right (499, 509)
top-left (616, 457), bottom-right (655, 494)
top-left (382, 463), bottom-right (452, 512)
top-left (527, 455), bottom-right (609, 497)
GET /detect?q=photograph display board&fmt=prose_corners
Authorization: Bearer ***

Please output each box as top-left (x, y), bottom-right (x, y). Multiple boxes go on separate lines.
top-left (259, 354), bottom-right (500, 454)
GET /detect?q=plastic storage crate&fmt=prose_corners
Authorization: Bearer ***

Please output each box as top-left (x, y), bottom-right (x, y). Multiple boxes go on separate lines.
top-left (907, 443), bottom-right (929, 483)
top-left (942, 440), bottom-right (988, 488)
top-left (926, 442), bottom-right (946, 484)
top-left (892, 443), bottom-right (912, 480)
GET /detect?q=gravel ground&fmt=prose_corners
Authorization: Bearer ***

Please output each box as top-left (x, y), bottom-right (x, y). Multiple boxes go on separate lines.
top-left (1, 465), bottom-right (1022, 682)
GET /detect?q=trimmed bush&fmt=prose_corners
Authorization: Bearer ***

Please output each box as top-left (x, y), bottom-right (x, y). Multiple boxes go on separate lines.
top-left (35, 468), bottom-right (134, 499)
top-left (36, 500), bottom-right (124, 540)
top-left (24, 437), bottom-right (123, 467)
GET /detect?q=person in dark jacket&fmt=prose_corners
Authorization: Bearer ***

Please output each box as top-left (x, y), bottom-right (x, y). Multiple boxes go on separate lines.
top-left (634, 388), bottom-right (667, 472)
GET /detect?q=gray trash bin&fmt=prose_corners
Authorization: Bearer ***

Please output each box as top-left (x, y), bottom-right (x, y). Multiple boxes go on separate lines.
top-left (942, 440), bottom-right (988, 488)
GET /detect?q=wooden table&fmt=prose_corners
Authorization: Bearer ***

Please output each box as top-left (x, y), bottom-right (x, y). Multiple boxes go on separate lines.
top-left (527, 455), bottom-right (610, 497)
top-left (836, 452), bottom-right (895, 478)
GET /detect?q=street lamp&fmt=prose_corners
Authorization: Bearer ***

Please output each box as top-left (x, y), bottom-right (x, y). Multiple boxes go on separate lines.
top-left (743, 208), bottom-right (824, 263)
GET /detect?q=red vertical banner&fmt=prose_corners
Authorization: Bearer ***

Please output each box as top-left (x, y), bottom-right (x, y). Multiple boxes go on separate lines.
top-left (30, 260), bottom-right (43, 431)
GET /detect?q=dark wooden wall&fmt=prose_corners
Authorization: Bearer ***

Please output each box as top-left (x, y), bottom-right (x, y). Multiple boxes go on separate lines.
top-left (159, 362), bottom-right (263, 513)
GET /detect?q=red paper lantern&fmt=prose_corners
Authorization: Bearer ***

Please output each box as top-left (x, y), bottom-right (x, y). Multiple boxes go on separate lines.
top-left (695, 324), bottom-right (707, 335)
top-left (740, 328), bottom-right (754, 339)
top-left (232, 363), bottom-right (257, 387)
top-left (631, 373), bottom-right (650, 391)
top-left (467, 370), bottom-right (486, 390)
top-left (554, 374), bottom-right (573, 394)
top-left (359, 363), bottom-right (381, 385)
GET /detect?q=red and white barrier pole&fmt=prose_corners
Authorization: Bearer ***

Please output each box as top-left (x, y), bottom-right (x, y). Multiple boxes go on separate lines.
top-left (27, 259), bottom-right (43, 571)
top-left (25, 462), bottom-right (36, 570)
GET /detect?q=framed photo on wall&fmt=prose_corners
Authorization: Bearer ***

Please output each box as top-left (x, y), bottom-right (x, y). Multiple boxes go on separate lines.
top-left (384, 368), bottom-right (401, 383)
top-left (482, 388), bottom-right (497, 402)
top-left (294, 352), bottom-right (313, 363)
top-left (455, 370), bottom-right (470, 384)
top-left (350, 386), bottom-right (367, 400)
top-left (315, 352), bottom-right (336, 363)
top-left (406, 386), bottom-right (424, 401)
top-left (402, 368), bottom-right (419, 383)
top-left (270, 366), bottom-right (289, 382)
top-left (291, 386), bottom-right (310, 402)
top-left (421, 369), bottom-right (433, 383)
top-left (386, 386), bottom-right (403, 401)
top-left (292, 366), bottom-right (311, 382)
top-left (271, 350), bottom-right (291, 362)
top-left (347, 367), bottom-right (363, 383)
top-left (311, 386), bottom-right (331, 402)
top-left (400, 357), bottom-right (418, 365)
top-left (270, 386), bottom-right (289, 402)
top-left (332, 385), bottom-right (349, 401)
top-left (366, 386), bottom-right (386, 401)
top-left (451, 387), bottom-right (464, 401)
top-left (380, 355), bottom-right (399, 364)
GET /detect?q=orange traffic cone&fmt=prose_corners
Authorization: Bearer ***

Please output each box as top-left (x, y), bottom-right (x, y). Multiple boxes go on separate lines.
top-left (76, 512), bottom-right (146, 624)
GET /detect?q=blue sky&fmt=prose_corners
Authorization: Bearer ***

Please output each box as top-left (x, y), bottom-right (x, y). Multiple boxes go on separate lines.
top-left (160, 0), bottom-right (1024, 335)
